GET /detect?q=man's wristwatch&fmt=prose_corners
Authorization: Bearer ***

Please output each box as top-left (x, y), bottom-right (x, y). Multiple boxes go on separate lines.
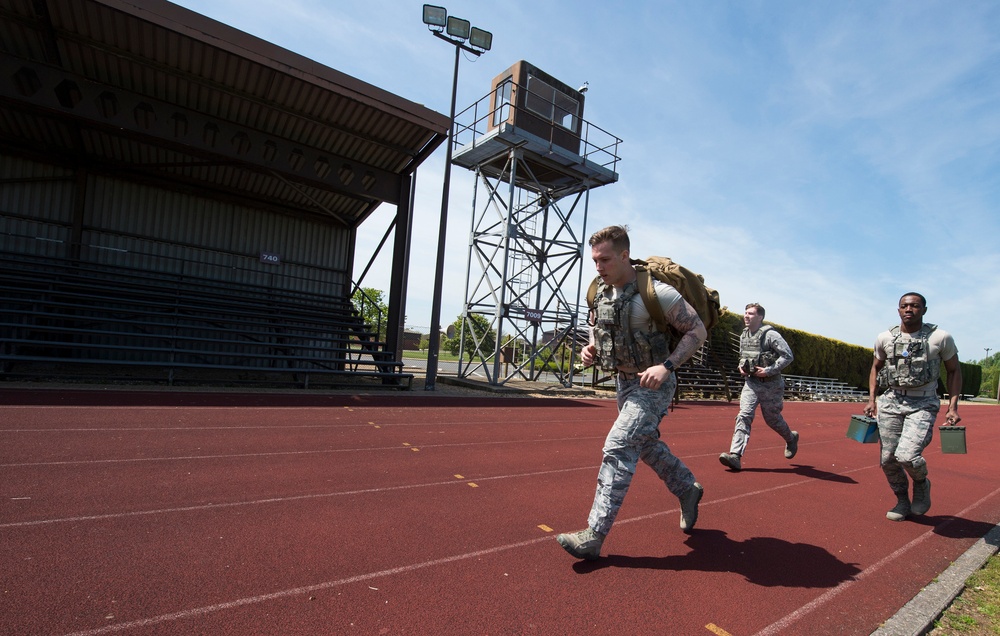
top-left (662, 359), bottom-right (675, 372)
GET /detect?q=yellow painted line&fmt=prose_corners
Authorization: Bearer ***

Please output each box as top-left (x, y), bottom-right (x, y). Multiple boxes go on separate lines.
top-left (467, 483), bottom-right (478, 488)
top-left (537, 524), bottom-right (553, 533)
top-left (705, 624), bottom-right (733, 636)
top-left (454, 474), bottom-right (464, 479)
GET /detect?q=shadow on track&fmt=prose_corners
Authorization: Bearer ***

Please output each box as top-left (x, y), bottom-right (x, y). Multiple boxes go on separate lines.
top-left (727, 463), bottom-right (859, 484)
top-left (574, 529), bottom-right (862, 588)
top-left (908, 514), bottom-right (1000, 540)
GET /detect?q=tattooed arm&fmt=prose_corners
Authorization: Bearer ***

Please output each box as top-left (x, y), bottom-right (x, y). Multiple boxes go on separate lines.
top-left (636, 297), bottom-right (705, 389)
top-left (665, 299), bottom-right (708, 366)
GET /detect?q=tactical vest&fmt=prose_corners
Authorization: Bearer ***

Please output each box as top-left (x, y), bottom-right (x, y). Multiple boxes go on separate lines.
top-left (878, 324), bottom-right (939, 389)
top-left (739, 326), bottom-right (777, 372)
top-left (592, 279), bottom-right (669, 372)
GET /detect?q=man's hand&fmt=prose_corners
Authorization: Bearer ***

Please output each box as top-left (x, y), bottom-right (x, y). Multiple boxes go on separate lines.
top-left (639, 364), bottom-right (670, 389)
top-left (863, 400), bottom-right (877, 418)
top-left (943, 407), bottom-right (962, 426)
top-left (580, 344), bottom-right (596, 368)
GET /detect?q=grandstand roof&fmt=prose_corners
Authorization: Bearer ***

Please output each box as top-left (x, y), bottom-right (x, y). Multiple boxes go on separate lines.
top-left (0, 0), bottom-right (450, 226)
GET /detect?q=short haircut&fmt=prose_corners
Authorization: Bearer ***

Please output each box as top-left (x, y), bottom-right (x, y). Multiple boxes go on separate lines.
top-left (589, 225), bottom-right (630, 253)
top-left (899, 292), bottom-right (927, 307)
top-left (745, 302), bottom-right (765, 318)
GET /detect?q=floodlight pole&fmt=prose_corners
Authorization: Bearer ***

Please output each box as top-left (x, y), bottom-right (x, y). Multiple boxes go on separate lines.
top-left (424, 31), bottom-right (485, 390)
top-left (986, 348), bottom-right (996, 404)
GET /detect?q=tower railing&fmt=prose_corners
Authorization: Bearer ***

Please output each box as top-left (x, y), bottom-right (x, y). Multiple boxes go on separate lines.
top-left (452, 81), bottom-right (622, 177)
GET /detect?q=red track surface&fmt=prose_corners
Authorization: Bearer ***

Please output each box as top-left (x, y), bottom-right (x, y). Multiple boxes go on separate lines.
top-left (1, 388), bottom-right (997, 636)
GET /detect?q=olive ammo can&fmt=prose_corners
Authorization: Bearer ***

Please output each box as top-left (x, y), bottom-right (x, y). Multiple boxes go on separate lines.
top-left (847, 415), bottom-right (879, 444)
top-left (939, 426), bottom-right (967, 454)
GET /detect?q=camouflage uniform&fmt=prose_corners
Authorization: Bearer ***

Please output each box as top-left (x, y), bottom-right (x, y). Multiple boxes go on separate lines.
top-left (586, 279), bottom-right (698, 536)
top-left (588, 372), bottom-right (695, 535)
top-left (873, 324), bottom-right (957, 495)
top-left (729, 326), bottom-right (796, 457)
top-left (876, 392), bottom-right (938, 493)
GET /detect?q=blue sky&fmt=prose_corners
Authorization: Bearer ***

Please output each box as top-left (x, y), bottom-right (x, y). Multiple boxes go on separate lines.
top-left (172, 0), bottom-right (1000, 364)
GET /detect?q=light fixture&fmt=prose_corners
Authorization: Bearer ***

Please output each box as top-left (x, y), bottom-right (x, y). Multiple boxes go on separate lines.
top-left (469, 27), bottom-right (492, 51)
top-left (445, 16), bottom-right (470, 41)
top-left (422, 4), bottom-right (447, 29)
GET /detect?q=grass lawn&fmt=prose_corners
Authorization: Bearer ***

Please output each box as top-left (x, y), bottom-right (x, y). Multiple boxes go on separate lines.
top-left (401, 350), bottom-right (460, 361)
top-left (929, 553), bottom-right (1000, 635)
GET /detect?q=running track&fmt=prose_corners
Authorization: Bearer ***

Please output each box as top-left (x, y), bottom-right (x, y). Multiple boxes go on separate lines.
top-left (1, 388), bottom-right (997, 635)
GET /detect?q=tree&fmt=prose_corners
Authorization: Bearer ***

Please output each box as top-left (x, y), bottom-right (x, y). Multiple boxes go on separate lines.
top-left (447, 313), bottom-right (496, 360)
top-left (976, 352), bottom-right (999, 399)
top-left (350, 287), bottom-right (389, 341)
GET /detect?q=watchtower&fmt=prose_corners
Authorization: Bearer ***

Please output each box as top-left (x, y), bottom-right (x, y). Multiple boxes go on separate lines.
top-left (450, 60), bottom-right (620, 386)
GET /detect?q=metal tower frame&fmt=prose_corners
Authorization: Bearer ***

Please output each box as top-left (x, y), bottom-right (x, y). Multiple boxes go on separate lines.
top-left (450, 80), bottom-right (621, 386)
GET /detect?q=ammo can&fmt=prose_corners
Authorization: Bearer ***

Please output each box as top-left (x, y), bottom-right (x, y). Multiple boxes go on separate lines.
top-left (939, 426), bottom-right (967, 454)
top-left (847, 415), bottom-right (879, 444)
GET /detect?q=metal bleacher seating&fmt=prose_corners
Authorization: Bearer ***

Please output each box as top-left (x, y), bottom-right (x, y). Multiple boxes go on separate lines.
top-left (0, 253), bottom-right (412, 388)
top-left (783, 375), bottom-right (868, 402)
top-left (721, 332), bottom-right (867, 402)
top-left (643, 329), bottom-right (869, 403)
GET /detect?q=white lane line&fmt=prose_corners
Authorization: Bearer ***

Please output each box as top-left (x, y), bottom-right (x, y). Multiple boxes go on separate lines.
top-left (60, 535), bottom-right (553, 636)
top-left (0, 457), bottom-right (873, 529)
top-left (0, 417), bottom-right (597, 432)
top-left (1, 433), bottom-right (842, 469)
top-left (0, 436), bottom-right (607, 468)
top-left (0, 466), bottom-right (594, 529)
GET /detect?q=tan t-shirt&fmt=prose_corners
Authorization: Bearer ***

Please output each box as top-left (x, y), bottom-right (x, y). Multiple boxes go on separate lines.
top-left (613, 279), bottom-right (684, 333)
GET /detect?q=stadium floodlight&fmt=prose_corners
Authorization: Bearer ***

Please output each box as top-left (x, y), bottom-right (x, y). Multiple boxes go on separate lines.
top-left (420, 6), bottom-right (493, 390)
top-left (422, 5), bottom-right (447, 29)
top-left (445, 16), bottom-right (470, 41)
top-left (469, 27), bottom-right (492, 52)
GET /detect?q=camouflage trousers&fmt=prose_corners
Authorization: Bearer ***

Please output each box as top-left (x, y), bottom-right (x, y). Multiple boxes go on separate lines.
top-left (729, 376), bottom-right (794, 456)
top-left (587, 373), bottom-right (696, 536)
top-left (876, 390), bottom-right (939, 494)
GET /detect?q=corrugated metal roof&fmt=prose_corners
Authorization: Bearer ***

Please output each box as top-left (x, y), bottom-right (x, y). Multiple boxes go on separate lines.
top-left (0, 0), bottom-right (449, 226)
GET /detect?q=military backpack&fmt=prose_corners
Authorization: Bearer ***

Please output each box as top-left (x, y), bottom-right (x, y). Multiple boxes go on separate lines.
top-left (586, 256), bottom-right (722, 342)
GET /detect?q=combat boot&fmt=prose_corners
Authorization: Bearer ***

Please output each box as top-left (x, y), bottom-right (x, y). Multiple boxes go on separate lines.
top-left (555, 528), bottom-right (604, 560)
top-left (911, 478), bottom-right (931, 515)
top-left (719, 453), bottom-right (741, 472)
top-left (679, 482), bottom-right (704, 533)
top-left (886, 493), bottom-right (911, 522)
top-left (784, 431), bottom-right (799, 459)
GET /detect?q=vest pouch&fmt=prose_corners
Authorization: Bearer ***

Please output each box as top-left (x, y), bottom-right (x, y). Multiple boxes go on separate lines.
top-left (596, 303), bottom-right (616, 329)
top-left (630, 330), bottom-right (669, 370)
top-left (594, 302), bottom-right (618, 370)
top-left (876, 366), bottom-right (891, 391)
top-left (900, 359), bottom-right (928, 387)
top-left (630, 330), bottom-right (653, 369)
top-left (597, 333), bottom-right (616, 371)
top-left (893, 358), bottom-right (931, 388)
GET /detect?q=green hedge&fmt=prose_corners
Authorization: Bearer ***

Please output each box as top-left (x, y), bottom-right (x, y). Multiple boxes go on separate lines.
top-left (950, 362), bottom-right (982, 398)
top-left (711, 311), bottom-right (982, 395)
